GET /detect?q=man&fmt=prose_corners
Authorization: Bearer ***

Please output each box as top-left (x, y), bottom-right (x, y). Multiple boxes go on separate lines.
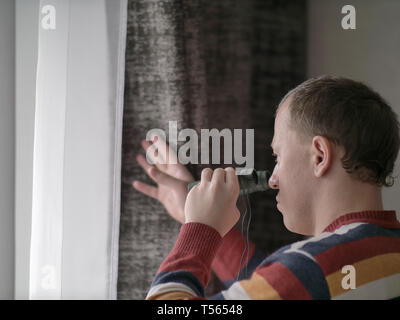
top-left (133, 76), bottom-right (400, 299)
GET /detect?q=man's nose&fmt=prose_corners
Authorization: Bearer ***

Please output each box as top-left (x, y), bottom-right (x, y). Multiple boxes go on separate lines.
top-left (268, 171), bottom-right (279, 189)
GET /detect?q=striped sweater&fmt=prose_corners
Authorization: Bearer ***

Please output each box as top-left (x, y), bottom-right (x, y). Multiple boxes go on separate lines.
top-left (146, 210), bottom-right (400, 300)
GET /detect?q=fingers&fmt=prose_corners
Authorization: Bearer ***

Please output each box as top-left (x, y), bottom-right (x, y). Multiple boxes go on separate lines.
top-left (148, 166), bottom-right (182, 188)
top-left (136, 153), bottom-right (153, 174)
top-left (136, 153), bottom-right (183, 189)
top-left (132, 180), bottom-right (158, 199)
top-left (141, 138), bottom-right (165, 165)
top-left (141, 134), bottom-right (178, 165)
top-left (212, 168), bottom-right (226, 183)
top-left (201, 168), bottom-right (213, 182)
top-left (201, 167), bottom-right (238, 186)
top-left (151, 134), bottom-right (179, 164)
top-left (136, 153), bottom-right (160, 185)
top-left (225, 167), bottom-right (239, 190)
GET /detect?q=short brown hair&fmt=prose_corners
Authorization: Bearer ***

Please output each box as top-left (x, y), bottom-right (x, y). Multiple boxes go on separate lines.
top-left (281, 75), bottom-right (400, 187)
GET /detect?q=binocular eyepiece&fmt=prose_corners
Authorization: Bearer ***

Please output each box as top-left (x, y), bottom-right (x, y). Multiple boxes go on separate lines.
top-left (187, 168), bottom-right (270, 195)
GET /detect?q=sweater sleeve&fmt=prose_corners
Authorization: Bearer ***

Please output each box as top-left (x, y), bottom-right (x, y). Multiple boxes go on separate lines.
top-left (212, 227), bottom-right (266, 286)
top-left (146, 222), bottom-right (328, 300)
top-left (146, 222), bottom-right (222, 300)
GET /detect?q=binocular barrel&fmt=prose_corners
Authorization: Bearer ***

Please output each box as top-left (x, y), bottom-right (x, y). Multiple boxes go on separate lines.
top-left (187, 168), bottom-right (270, 195)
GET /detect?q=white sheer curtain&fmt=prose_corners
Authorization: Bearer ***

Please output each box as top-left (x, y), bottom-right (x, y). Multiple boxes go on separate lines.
top-left (29, 0), bottom-right (127, 299)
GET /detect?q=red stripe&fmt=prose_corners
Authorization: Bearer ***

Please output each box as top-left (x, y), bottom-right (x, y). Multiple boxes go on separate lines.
top-left (256, 262), bottom-right (312, 300)
top-left (323, 211), bottom-right (400, 233)
top-left (316, 236), bottom-right (400, 275)
top-left (211, 228), bottom-right (255, 282)
top-left (159, 252), bottom-right (213, 287)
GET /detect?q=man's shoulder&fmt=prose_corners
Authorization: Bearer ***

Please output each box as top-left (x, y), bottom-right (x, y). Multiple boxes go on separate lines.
top-left (253, 222), bottom-right (400, 300)
top-left (261, 221), bottom-right (400, 267)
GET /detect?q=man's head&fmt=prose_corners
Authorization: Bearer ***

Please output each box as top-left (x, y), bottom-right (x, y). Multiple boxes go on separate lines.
top-left (269, 75), bottom-right (400, 235)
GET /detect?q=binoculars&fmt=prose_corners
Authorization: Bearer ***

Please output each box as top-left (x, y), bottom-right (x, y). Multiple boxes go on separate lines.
top-left (187, 168), bottom-right (270, 195)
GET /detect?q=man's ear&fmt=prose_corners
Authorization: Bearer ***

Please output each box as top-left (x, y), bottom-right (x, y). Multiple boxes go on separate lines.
top-left (311, 136), bottom-right (333, 177)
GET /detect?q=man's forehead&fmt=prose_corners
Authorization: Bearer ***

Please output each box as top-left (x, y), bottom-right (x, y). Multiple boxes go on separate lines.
top-left (270, 118), bottom-right (281, 151)
top-left (270, 99), bottom-right (291, 151)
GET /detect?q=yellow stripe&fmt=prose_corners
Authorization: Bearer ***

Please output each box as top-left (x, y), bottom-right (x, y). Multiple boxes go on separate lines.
top-left (146, 291), bottom-right (195, 300)
top-left (239, 272), bottom-right (282, 300)
top-left (326, 253), bottom-right (400, 298)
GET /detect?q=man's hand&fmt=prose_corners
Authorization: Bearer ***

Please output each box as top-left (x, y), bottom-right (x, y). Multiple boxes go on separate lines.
top-left (184, 167), bottom-right (240, 237)
top-left (133, 135), bottom-right (194, 224)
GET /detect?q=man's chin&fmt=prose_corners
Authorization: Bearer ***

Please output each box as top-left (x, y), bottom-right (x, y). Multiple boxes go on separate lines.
top-left (282, 215), bottom-right (313, 236)
top-left (281, 212), bottom-right (297, 233)
top-left (277, 205), bottom-right (300, 233)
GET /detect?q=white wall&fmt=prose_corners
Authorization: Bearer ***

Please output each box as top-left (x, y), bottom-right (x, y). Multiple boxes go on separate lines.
top-left (308, 0), bottom-right (400, 217)
top-left (0, 0), bottom-right (15, 300)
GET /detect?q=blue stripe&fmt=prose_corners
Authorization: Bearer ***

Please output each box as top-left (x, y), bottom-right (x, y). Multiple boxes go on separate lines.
top-left (264, 224), bottom-right (400, 265)
top-left (237, 249), bottom-right (266, 280)
top-left (254, 223), bottom-right (400, 299)
top-left (302, 224), bottom-right (400, 257)
top-left (208, 292), bottom-right (225, 300)
top-left (223, 279), bottom-right (234, 288)
top-left (262, 252), bottom-right (331, 299)
top-left (151, 270), bottom-right (204, 297)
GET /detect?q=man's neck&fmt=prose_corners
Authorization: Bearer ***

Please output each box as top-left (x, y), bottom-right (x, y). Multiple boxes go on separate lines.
top-left (313, 179), bottom-right (384, 235)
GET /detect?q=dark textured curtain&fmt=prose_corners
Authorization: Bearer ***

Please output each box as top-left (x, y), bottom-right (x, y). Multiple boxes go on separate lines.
top-left (118, 0), bottom-right (306, 299)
